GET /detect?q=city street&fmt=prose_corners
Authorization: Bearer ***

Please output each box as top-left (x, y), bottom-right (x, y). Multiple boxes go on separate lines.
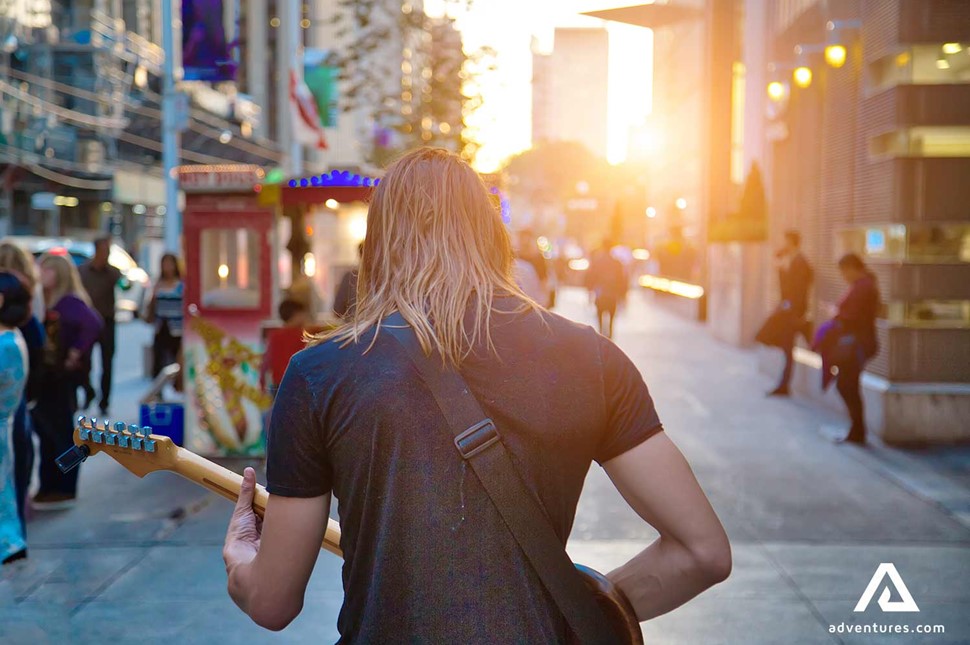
top-left (1, 287), bottom-right (968, 644)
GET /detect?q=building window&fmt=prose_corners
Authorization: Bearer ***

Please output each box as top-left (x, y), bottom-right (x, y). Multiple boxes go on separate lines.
top-left (730, 61), bottom-right (745, 186)
top-left (200, 228), bottom-right (261, 309)
top-left (887, 300), bottom-right (970, 328)
top-left (870, 127), bottom-right (970, 158)
top-left (869, 43), bottom-right (970, 90)
top-left (840, 223), bottom-right (970, 263)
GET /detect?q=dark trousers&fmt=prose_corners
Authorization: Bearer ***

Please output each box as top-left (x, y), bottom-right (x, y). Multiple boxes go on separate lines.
top-left (596, 297), bottom-right (618, 339)
top-left (777, 333), bottom-right (795, 390)
top-left (34, 376), bottom-right (80, 496)
top-left (836, 362), bottom-right (865, 438)
top-left (92, 319), bottom-right (116, 410)
top-left (12, 398), bottom-right (33, 533)
top-left (152, 323), bottom-right (182, 378)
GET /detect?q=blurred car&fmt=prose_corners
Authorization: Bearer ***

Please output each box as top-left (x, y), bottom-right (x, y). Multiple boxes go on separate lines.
top-left (15, 236), bottom-right (151, 321)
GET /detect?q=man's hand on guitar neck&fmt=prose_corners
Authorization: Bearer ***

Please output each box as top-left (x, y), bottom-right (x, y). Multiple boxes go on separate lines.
top-left (223, 467), bottom-right (262, 569)
top-left (223, 467), bottom-right (332, 632)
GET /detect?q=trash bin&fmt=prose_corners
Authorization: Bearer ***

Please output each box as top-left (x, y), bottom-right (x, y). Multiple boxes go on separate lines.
top-left (140, 363), bottom-right (185, 446)
top-left (140, 402), bottom-right (185, 446)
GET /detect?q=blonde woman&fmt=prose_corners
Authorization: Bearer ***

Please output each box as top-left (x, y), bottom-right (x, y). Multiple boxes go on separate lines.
top-left (32, 253), bottom-right (102, 510)
top-left (223, 148), bottom-right (730, 639)
top-left (0, 241), bottom-right (46, 531)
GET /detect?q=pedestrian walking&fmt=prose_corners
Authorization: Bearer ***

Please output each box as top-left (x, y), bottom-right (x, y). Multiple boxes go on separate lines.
top-left (145, 253), bottom-right (184, 377)
top-left (0, 271), bottom-right (31, 564)
top-left (33, 253), bottom-right (102, 510)
top-left (0, 241), bottom-right (46, 533)
top-left (585, 239), bottom-right (628, 339)
top-left (222, 148), bottom-right (730, 640)
top-left (78, 236), bottom-right (120, 415)
top-left (812, 253), bottom-right (880, 444)
top-left (756, 230), bottom-right (813, 396)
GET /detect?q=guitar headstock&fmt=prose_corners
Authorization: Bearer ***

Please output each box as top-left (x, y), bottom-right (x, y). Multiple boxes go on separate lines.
top-left (71, 415), bottom-right (179, 477)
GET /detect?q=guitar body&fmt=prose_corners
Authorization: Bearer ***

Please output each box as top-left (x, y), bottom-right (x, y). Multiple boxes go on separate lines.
top-left (574, 564), bottom-right (644, 645)
top-left (61, 417), bottom-right (643, 643)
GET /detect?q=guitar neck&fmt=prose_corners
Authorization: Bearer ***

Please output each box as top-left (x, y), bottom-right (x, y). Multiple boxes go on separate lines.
top-left (172, 446), bottom-right (343, 557)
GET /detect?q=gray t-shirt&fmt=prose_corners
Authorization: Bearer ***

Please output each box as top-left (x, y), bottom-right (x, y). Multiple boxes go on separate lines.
top-left (266, 298), bottom-right (663, 643)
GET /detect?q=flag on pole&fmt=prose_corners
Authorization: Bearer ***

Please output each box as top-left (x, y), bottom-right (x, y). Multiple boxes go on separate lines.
top-left (289, 70), bottom-right (328, 150)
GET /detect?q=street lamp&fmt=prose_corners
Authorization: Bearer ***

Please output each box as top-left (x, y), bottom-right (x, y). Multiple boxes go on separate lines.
top-left (825, 20), bottom-right (860, 69)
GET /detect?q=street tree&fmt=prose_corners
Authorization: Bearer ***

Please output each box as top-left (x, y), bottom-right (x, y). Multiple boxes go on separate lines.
top-left (326, 0), bottom-right (488, 166)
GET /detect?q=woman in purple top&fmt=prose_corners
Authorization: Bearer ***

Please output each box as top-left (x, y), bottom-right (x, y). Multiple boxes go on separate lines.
top-left (32, 253), bottom-right (103, 509)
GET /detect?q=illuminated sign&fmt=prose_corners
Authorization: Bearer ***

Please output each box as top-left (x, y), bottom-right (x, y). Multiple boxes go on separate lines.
top-left (289, 170), bottom-right (380, 189)
top-left (178, 165), bottom-right (265, 192)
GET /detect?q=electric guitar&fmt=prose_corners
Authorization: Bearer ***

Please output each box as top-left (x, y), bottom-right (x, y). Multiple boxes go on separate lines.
top-left (58, 416), bottom-right (643, 644)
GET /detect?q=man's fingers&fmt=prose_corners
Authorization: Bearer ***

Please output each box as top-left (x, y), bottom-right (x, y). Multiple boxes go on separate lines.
top-left (234, 467), bottom-right (256, 515)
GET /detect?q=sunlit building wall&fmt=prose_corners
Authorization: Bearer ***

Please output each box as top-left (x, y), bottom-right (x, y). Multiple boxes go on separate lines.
top-left (643, 0), bottom-right (708, 282)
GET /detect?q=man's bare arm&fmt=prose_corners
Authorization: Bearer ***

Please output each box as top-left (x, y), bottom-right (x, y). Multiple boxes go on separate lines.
top-left (603, 432), bottom-right (731, 620)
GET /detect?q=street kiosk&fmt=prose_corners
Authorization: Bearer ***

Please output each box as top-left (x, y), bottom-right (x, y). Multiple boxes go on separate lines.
top-left (180, 164), bottom-right (275, 456)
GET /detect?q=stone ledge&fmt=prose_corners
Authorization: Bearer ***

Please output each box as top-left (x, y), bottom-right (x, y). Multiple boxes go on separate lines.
top-left (757, 345), bottom-right (970, 444)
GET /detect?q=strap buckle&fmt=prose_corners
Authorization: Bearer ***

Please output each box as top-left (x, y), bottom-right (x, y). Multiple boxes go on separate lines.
top-left (454, 419), bottom-right (499, 459)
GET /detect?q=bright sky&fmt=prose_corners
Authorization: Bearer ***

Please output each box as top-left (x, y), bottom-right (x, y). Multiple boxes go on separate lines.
top-left (427, 1), bottom-right (654, 172)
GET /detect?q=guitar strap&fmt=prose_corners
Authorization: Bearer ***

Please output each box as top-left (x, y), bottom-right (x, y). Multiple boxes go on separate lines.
top-left (384, 317), bottom-right (616, 645)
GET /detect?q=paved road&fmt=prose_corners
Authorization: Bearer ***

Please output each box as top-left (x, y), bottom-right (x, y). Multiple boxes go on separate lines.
top-left (2, 290), bottom-right (968, 644)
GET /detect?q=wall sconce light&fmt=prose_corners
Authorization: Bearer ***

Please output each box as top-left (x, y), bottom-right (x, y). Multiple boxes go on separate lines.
top-left (942, 42), bottom-right (963, 55)
top-left (767, 80), bottom-right (788, 102)
top-left (824, 44), bottom-right (847, 68)
top-left (825, 19), bottom-right (860, 69)
top-left (793, 65), bottom-right (813, 88)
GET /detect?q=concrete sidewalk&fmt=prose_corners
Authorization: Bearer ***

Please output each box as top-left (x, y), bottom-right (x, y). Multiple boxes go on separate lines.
top-left (1, 292), bottom-right (968, 644)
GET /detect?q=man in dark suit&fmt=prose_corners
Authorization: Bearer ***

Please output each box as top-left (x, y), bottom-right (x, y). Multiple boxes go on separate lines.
top-left (764, 230), bottom-right (813, 396)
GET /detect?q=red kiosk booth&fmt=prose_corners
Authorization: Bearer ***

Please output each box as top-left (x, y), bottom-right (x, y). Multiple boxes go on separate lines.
top-left (178, 166), bottom-right (377, 457)
top-left (180, 164), bottom-right (275, 456)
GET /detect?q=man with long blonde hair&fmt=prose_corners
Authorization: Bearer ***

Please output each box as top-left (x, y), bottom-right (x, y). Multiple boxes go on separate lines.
top-left (223, 148), bottom-right (730, 641)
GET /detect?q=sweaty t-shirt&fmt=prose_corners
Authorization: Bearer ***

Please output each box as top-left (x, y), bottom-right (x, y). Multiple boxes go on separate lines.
top-left (266, 297), bottom-right (663, 643)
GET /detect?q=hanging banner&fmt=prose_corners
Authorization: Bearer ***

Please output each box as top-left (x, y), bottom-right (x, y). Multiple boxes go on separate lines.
top-left (182, 0), bottom-right (238, 82)
top-left (289, 71), bottom-right (328, 149)
top-left (304, 49), bottom-right (339, 128)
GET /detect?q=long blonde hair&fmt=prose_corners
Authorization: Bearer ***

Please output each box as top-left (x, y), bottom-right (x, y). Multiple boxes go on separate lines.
top-left (0, 239), bottom-right (39, 291)
top-left (311, 147), bottom-right (533, 365)
top-left (39, 252), bottom-right (92, 308)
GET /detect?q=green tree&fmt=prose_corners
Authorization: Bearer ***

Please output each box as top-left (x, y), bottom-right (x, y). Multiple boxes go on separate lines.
top-left (326, 0), bottom-right (487, 165)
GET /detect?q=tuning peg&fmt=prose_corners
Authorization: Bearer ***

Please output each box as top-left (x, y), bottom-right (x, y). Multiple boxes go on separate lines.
top-left (79, 424), bottom-right (91, 441)
top-left (113, 422), bottom-right (129, 448)
top-left (129, 425), bottom-right (143, 450)
top-left (76, 414), bottom-right (87, 428)
top-left (140, 425), bottom-right (156, 452)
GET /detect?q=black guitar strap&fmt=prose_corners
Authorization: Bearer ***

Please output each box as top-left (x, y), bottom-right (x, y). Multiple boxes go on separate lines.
top-left (383, 317), bottom-right (616, 645)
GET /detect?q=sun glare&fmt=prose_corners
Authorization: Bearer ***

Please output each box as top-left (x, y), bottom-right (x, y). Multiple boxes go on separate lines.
top-left (439, 0), bottom-right (654, 171)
